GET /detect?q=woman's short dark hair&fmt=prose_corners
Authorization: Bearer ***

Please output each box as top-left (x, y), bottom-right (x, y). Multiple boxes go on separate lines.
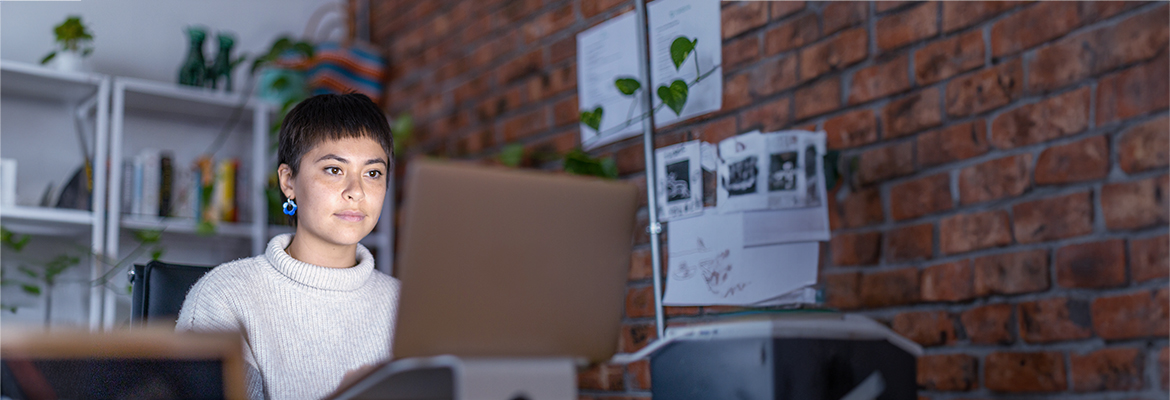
top-left (277, 93), bottom-right (393, 226)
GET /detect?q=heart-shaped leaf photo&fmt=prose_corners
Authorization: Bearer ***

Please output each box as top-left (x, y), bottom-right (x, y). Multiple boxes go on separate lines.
top-left (614, 78), bottom-right (641, 96)
top-left (580, 106), bottom-right (604, 132)
top-left (657, 79), bottom-right (688, 116)
top-left (670, 37), bottom-right (697, 71)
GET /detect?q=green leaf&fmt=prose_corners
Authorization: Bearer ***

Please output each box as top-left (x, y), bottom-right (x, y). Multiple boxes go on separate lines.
top-left (40, 51), bottom-right (57, 65)
top-left (392, 112), bottom-right (414, 156)
top-left (18, 266), bottom-right (38, 279)
top-left (150, 247), bottom-right (164, 261)
top-left (669, 36), bottom-right (697, 71)
top-left (133, 229), bottom-right (163, 244)
top-left (498, 144), bottom-right (526, 167)
top-left (614, 78), bottom-right (641, 96)
top-left (580, 107), bottom-right (603, 132)
top-left (563, 149), bottom-right (618, 179)
top-left (656, 79), bottom-right (689, 116)
top-left (21, 284), bottom-right (40, 296)
top-left (1, 227), bottom-right (30, 252)
top-left (196, 221), bottom-right (217, 236)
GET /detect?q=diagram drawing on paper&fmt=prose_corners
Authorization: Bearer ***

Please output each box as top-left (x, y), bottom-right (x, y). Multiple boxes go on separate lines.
top-left (670, 238), bottom-right (749, 298)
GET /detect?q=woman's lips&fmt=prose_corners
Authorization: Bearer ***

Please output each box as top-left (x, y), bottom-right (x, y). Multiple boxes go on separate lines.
top-left (335, 211), bottom-right (365, 222)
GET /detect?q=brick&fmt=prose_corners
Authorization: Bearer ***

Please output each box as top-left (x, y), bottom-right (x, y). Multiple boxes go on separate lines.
top-left (1092, 288), bottom-right (1170, 340)
top-left (499, 0), bottom-right (542, 24)
top-left (823, 272), bottom-right (862, 310)
top-left (628, 360), bottom-right (650, 390)
top-left (890, 173), bottom-right (952, 221)
top-left (875, 1), bottom-right (913, 13)
top-left (1028, 6), bottom-right (1170, 92)
top-left (794, 77), bottom-right (841, 119)
top-left (829, 186), bottom-right (883, 230)
top-left (625, 286), bottom-right (654, 318)
top-left (859, 267), bottom-right (920, 308)
top-left (856, 141), bottom-right (914, 185)
top-left (990, 87), bottom-right (1091, 149)
top-left (799, 28), bottom-right (867, 82)
top-left (1102, 175), bottom-right (1170, 230)
top-left (615, 143), bottom-right (645, 175)
top-left (824, 109), bottom-right (877, 150)
top-left (1071, 347), bottom-right (1144, 392)
top-left (1162, 347), bottom-right (1169, 390)
top-left (453, 75), bottom-right (490, 106)
top-left (1080, 1), bottom-right (1147, 23)
top-left (501, 108), bottom-right (548, 142)
top-left (1097, 55), bottom-right (1170, 126)
top-left (526, 64), bottom-right (577, 102)
top-left (455, 128), bottom-right (494, 157)
top-left (581, 0), bottom-right (625, 19)
top-left (886, 223), bottom-right (934, 262)
top-left (883, 88), bottom-right (942, 138)
top-left (917, 353), bottom-right (977, 391)
top-left (771, 1), bottom-right (805, 20)
top-left (577, 363), bottom-right (625, 391)
top-left (1018, 297), bottom-right (1094, 343)
top-left (940, 210), bottom-right (1012, 255)
top-left (525, 129), bottom-right (578, 164)
top-left (972, 250), bottom-right (1049, 296)
top-left (946, 59), bottom-right (1023, 117)
top-left (628, 247), bottom-right (652, 281)
top-left (723, 72), bottom-right (752, 110)
top-left (751, 56), bottom-right (799, 97)
top-left (740, 96), bottom-right (792, 133)
top-left (1055, 239), bottom-right (1127, 289)
top-left (692, 117), bottom-right (737, 146)
top-left (915, 30), bottom-right (985, 85)
top-left (619, 322), bottom-right (658, 353)
top-left (990, 1), bottom-right (1081, 58)
top-left (830, 231), bottom-right (882, 266)
top-left (723, 36), bottom-right (760, 71)
top-left (823, 1), bottom-right (867, 35)
top-left (497, 50), bottom-right (543, 84)
top-left (553, 96), bottom-right (579, 126)
top-left (984, 352), bottom-right (1067, 392)
top-left (958, 154), bottom-right (1032, 205)
top-left (921, 261), bottom-right (974, 302)
top-left (521, 4), bottom-right (576, 44)
top-left (942, 1), bottom-right (1026, 33)
top-left (876, 2), bottom-right (940, 52)
top-left (892, 310), bottom-right (957, 347)
top-left (549, 35), bottom-right (576, 65)
top-left (1131, 235), bottom-right (1170, 283)
top-left (1119, 115), bottom-right (1170, 173)
top-left (1012, 192), bottom-right (1093, 244)
top-left (916, 120), bottom-right (989, 167)
top-left (664, 306), bottom-right (700, 317)
top-left (1034, 136), bottom-right (1108, 185)
top-left (849, 54), bottom-right (911, 105)
top-left (722, 2), bottom-right (768, 39)
top-left (764, 13), bottom-right (819, 55)
top-left (961, 303), bottom-right (1014, 344)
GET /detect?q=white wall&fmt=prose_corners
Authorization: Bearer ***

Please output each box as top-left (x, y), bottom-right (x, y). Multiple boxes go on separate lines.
top-left (0, 0), bottom-right (345, 84)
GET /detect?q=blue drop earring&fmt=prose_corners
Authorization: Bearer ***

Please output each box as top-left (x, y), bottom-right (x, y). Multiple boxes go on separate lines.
top-left (282, 198), bottom-right (297, 216)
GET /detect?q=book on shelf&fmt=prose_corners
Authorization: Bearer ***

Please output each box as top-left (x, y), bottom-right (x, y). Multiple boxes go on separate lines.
top-left (124, 153), bottom-right (242, 225)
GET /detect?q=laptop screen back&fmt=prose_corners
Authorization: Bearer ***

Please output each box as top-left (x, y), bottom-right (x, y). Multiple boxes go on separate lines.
top-left (392, 159), bottom-right (638, 362)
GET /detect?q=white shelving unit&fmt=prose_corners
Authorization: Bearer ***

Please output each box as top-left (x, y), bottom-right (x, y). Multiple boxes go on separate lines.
top-left (0, 60), bottom-right (110, 331)
top-left (104, 76), bottom-right (270, 330)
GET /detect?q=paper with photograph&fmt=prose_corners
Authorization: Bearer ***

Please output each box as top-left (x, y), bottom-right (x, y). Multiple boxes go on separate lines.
top-left (647, 0), bottom-right (722, 128)
top-left (655, 140), bottom-right (704, 221)
top-left (576, 11), bottom-right (645, 149)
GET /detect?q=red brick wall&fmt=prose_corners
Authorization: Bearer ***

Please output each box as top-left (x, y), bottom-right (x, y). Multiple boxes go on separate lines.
top-left (371, 1), bottom-right (1169, 397)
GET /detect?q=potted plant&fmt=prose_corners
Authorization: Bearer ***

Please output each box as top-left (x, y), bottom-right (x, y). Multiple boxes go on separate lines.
top-left (40, 16), bottom-right (94, 72)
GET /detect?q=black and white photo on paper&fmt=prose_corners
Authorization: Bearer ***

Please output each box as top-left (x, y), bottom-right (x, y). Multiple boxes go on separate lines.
top-left (665, 160), bottom-right (691, 202)
top-left (724, 156), bottom-right (758, 197)
top-left (767, 151), bottom-right (798, 192)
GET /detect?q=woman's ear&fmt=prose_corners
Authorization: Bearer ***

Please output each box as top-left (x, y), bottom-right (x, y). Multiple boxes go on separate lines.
top-left (278, 163), bottom-right (296, 199)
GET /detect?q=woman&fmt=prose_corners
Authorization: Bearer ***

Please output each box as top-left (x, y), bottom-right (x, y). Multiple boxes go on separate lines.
top-left (177, 93), bottom-right (398, 400)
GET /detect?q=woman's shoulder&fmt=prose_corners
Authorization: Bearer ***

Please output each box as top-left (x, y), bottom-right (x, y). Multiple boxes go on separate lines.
top-left (189, 254), bottom-right (271, 294)
top-left (364, 269), bottom-right (401, 292)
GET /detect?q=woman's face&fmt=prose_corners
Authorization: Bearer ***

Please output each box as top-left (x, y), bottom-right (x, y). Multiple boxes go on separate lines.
top-left (279, 136), bottom-right (389, 248)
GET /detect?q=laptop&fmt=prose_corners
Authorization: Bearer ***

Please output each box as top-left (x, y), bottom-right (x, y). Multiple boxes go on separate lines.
top-left (391, 158), bottom-right (639, 363)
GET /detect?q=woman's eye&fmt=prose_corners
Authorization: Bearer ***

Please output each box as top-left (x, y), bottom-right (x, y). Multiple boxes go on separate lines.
top-left (367, 170), bottom-right (382, 178)
top-left (326, 167), bottom-right (342, 175)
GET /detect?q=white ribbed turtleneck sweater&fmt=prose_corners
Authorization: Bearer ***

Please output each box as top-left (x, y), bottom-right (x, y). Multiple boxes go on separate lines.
top-left (176, 233), bottom-right (399, 400)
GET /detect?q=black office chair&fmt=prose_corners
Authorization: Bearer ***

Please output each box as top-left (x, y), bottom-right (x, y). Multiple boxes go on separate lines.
top-left (129, 260), bottom-right (214, 328)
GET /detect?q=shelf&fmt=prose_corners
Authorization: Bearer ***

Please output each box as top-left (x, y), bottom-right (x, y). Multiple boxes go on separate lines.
top-left (0, 205), bottom-right (94, 236)
top-left (120, 215), bottom-right (254, 238)
top-left (116, 77), bottom-right (267, 122)
top-left (0, 60), bottom-right (104, 103)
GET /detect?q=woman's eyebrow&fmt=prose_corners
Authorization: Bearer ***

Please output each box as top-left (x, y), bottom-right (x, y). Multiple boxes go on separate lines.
top-left (365, 158), bottom-right (388, 166)
top-left (316, 154), bottom-right (349, 163)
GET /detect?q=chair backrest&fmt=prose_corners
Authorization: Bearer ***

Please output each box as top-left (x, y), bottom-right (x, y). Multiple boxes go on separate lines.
top-left (130, 260), bottom-right (214, 328)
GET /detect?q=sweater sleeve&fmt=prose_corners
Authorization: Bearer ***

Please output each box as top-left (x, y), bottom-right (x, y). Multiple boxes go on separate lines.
top-left (175, 275), bottom-right (268, 400)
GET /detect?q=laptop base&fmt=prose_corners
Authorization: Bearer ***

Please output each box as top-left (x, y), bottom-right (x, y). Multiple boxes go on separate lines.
top-left (329, 356), bottom-right (576, 400)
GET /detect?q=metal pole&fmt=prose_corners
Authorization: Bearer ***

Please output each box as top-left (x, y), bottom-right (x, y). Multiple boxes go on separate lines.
top-left (633, 0), bottom-right (665, 339)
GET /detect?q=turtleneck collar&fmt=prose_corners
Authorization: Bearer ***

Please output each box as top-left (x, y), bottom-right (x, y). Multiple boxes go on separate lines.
top-left (265, 233), bottom-right (375, 291)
